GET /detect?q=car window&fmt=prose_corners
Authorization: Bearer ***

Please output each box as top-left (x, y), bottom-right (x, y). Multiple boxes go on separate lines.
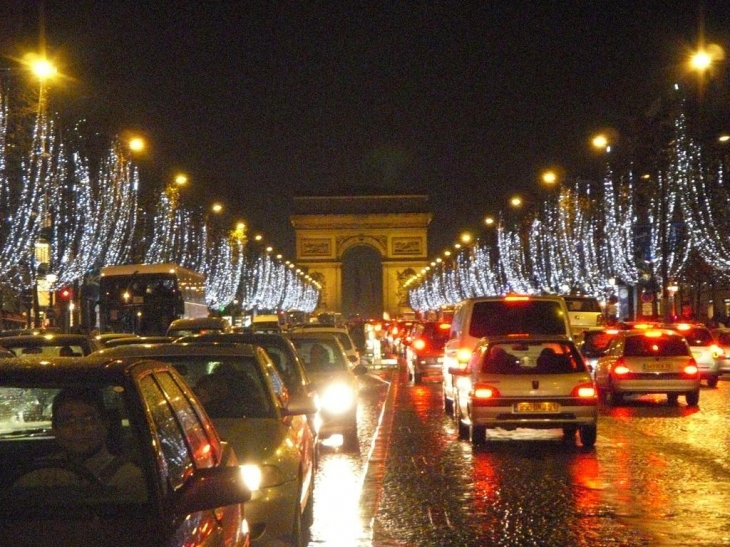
top-left (683, 328), bottom-right (713, 346)
top-left (469, 301), bottom-right (568, 337)
top-left (139, 375), bottom-right (195, 490)
top-left (292, 339), bottom-right (348, 372)
top-left (623, 335), bottom-right (689, 357)
top-left (582, 331), bottom-right (615, 353)
top-left (480, 341), bottom-right (585, 374)
top-left (563, 297), bottom-right (601, 312)
top-left (716, 331), bottom-right (730, 345)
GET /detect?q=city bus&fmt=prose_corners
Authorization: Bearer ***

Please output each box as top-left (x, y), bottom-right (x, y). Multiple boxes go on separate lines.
top-left (98, 263), bottom-right (208, 335)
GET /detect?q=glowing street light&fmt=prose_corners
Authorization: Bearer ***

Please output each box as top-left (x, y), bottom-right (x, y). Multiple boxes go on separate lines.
top-left (211, 202), bottom-right (223, 214)
top-left (592, 134), bottom-right (609, 151)
top-left (174, 173), bottom-right (188, 186)
top-left (128, 137), bottom-right (146, 153)
top-left (541, 170), bottom-right (558, 185)
top-left (30, 58), bottom-right (57, 81)
top-left (484, 215), bottom-right (495, 227)
top-left (509, 195), bottom-right (523, 208)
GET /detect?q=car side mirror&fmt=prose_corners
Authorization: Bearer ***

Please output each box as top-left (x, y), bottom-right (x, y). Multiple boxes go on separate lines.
top-left (175, 466), bottom-right (251, 516)
top-left (352, 364), bottom-right (368, 376)
top-left (281, 393), bottom-right (318, 417)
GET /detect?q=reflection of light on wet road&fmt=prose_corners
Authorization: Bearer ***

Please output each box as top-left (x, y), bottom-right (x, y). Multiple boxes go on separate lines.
top-left (309, 454), bottom-right (369, 545)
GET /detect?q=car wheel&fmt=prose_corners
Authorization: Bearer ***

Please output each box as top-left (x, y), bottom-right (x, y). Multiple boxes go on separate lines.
top-left (667, 393), bottom-right (679, 405)
top-left (414, 371), bottom-right (423, 384)
top-left (562, 427), bottom-right (577, 442)
top-left (443, 393), bottom-right (454, 415)
top-left (685, 389), bottom-right (700, 407)
top-left (469, 423), bottom-right (487, 446)
top-left (707, 375), bottom-right (719, 388)
top-left (579, 425), bottom-right (597, 448)
top-left (457, 416), bottom-right (469, 439)
top-left (608, 391), bottom-right (624, 407)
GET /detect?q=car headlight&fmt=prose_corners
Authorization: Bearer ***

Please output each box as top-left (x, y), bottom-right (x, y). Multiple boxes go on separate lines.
top-left (320, 382), bottom-right (355, 414)
top-left (240, 464), bottom-right (284, 491)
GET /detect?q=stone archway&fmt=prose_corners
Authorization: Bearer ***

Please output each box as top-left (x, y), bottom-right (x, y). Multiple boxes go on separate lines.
top-left (341, 245), bottom-right (383, 319)
top-left (290, 195), bottom-right (431, 319)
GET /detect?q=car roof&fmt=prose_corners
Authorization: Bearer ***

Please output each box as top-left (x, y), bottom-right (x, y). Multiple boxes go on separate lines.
top-left (478, 334), bottom-right (574, 345)
top-left (0, 334), bottom-right (91, 345)
top-left (0, 354), bottom-right (168, 384)
top-left (94, 341), bottom-right (257, 358)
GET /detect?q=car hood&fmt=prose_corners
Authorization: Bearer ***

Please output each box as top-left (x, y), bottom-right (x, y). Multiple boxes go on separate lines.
top-left (213, 417), bottom-right (293, 465)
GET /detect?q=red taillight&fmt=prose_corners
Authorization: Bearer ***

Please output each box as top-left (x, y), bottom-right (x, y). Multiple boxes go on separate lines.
top-left (413, 339), bottom-right (426, 351)
top-left (684, 358), bottom-right (699, 375)
top-left (472, 384), bottom-right (500, 399)
top-left (571, 383), bottom-right (597, 398)
top-left (612, 358), bottom-right (630, 376)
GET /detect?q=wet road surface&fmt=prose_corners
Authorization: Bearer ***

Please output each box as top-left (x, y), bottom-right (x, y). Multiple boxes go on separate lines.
top-left (307, 365), bottom-right (730, 546)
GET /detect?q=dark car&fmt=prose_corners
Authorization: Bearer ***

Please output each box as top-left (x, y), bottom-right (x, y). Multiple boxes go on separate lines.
top-left (406, 321), bottom-right (450, 383)
top-left (0, 333), bottom-right (93, 357)
top-left (0, 355), bottom-right (251, 547)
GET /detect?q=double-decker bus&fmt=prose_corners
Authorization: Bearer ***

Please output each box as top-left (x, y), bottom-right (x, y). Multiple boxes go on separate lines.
top-left (98, 263), bottom-right (207, 335)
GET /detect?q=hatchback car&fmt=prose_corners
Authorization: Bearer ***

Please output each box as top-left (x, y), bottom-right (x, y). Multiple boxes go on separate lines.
top-left (711, 327), bottom-right (730, 373)
top-left (288, 325), bottom-right (361, 365)
top-left (95, 343), bottom-right (316, 547)
top-left (287, 332), bottom-right (368, 448)
top-left (406, 321), bottom-right (450, 383)
top-left (450, 336), bottom-right (597, 447)
top-left (594, 329), bottom-right (700, 406)
top-left (663, 323), bottom-right (722, 387)
top-left (579, 328), bottom-right (620, 371)
top-left (0, 355), bottom-right (251, 547)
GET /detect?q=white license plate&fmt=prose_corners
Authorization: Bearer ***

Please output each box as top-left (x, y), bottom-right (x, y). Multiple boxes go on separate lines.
top-left (514, 401), bottom-right (560, 413)
top-left (644, 362), bottom-right (670, 372)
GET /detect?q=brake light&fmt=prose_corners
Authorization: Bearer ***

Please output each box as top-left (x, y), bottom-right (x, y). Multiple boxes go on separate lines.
top-left (472, 384), bottom-right (500, 399)
top-left (684, 358), bottom-right (699, 375)
top-left (644, 330), bottom-right (663, 338)
top-left (612, 358), bottom-right (630, 376)
top-left (674, 323), bottom-right (692, 331)
top-left (457, 348), bottom-right (473, 363)
top-left (438, 323), bottom-right (451, 330)
top-left (571, 383), bottom-right (597, 398)
top-left (504, 294), bottom-right (530, 302)
top-left (413, 339), bottom-right (426, 351)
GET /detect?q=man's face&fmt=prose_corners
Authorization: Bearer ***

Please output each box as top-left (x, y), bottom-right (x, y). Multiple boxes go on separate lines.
top-left (53, 400), bottom-right (107, 458)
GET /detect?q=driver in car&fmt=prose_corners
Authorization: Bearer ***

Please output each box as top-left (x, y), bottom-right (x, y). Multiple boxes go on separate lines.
top-left (14, 387), bottom-right (146, 500)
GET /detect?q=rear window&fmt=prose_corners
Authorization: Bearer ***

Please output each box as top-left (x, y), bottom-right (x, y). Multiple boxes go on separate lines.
top-left (421, 323), bottom-right (451, 344)
top-left (681, 328), bottom-right (714, 346)
top-left (469, 300), bottom-right (568, 337)
top-left (716, 332), bottom-right (730, 345)
top-left (563, 297), bottom-right (601, 312)
top-left (624, 335), bottom-right (689, 357)
top-left (480, 341), bottom-right (586, 374)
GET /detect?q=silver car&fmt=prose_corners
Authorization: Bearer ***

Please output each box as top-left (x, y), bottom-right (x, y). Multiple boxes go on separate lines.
top-left (451, 336), bottom-right (598, 447)
top-left (662, 323), bottom-right (722, 387)
top-left (594, 329), bottom-right (700, 406)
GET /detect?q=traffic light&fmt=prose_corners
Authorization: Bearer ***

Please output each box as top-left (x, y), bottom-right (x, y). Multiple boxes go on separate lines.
top-left (58, 287), bottom-right (72, 300)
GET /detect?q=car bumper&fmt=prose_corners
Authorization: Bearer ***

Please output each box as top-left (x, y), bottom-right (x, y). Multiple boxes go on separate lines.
top-left (470, 400), bottom-right (597, 429)
top-left (610, 378), bottom-right (701, 394)
top-left (247, 479), bottom-right (300, 545)
top-left (413, 356), bottom-right (444, 374)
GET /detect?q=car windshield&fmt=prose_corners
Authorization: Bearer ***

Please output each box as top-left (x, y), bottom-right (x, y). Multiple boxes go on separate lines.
top-left (624, 335), bottom-right (689, 357)
top-left (480, 341), bottom-right (586, 374)
top-left (164, 356), bottom-right (275, 419)
top-left (469, 301), bottom-right (568, 337)
top-left (291, 338), bottom-right (348, 373)
top-left (0, 383), bottom-right (149, 511)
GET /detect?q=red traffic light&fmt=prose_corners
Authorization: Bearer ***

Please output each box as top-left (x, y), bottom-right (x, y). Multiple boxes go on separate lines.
top-left (58, 287), bottom-right (72, 300)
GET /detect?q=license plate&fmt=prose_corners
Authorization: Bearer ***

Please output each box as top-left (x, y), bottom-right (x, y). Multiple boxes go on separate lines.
top-left (514, 401), bottom-right (560, 413)
top-left (644, 362), bottom-right (670, 372)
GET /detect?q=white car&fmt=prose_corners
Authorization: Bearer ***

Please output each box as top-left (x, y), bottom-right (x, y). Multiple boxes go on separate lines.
top-left (288, 325), bottom-right (361, 365)
top-left (451, 336), bottom-right (597, 447)
top-left (662, 323), bottom-right (722, 387)
top-left (594, 328), bottom-right (701, 407)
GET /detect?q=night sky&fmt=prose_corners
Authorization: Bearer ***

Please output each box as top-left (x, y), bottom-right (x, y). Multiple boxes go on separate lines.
top-left (2, 1), bottom-right (729, 258)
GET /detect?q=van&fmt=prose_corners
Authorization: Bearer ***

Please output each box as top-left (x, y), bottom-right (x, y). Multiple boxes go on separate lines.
top-left (561, 295), bottom-right (604, 340)
top-left (441, 294), bottom-right (572, 413)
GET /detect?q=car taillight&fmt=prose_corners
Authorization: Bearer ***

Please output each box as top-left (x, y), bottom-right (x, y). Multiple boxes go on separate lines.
top-left (571, 383), bottom-right (597, 398)
top-left (684, 359), bottom-right (699, 375)
top-left (710, 344), bottom-right (723, 359)
top-left (472, 384), bottom-right (500, 399)
top-left (457, 348), bottom-right (473, 363)
top-left (413, 339), bottom-right (426, 351)
top-left (612, 358), bottom-right (630, 376)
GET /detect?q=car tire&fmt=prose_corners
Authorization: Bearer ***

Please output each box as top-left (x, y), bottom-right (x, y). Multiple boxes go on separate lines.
top-left (667, 393), bottom-right (679, 405)
top-left (707, 376), bottom-right (719, 388)
top-left (562, 427), bottom-right (577, 442)
top-left (457, 416), bottom-right (469, 439)
top-left (685, 389), bottom-right (700, 407)
top-left (579, 425), bottom-right (597, 448)
top-left (414, 371), bottom-right (423, 384)
top-left (443, 393), bottom-right (454, 415)
top-left (469, 423), bottom-right (487, 446)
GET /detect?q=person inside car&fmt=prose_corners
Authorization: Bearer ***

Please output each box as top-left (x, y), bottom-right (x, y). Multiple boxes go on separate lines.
top-left (13, 387), bottom-right (146, 500)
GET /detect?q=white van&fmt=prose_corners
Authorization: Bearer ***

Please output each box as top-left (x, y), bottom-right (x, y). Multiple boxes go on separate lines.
top-left (442, 294), bottom-right (573, 414)
top-left (561, 295), bottom-right (604, 340)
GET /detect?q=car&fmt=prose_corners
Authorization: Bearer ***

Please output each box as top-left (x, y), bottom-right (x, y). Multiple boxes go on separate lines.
top-left (0, 354), bottom-right (251, 547)
top-left (662, 323), bottom-right (722, 387)
top-left (287, 331), bottom-right (368, 448)
top-left (288, 325), bottom-right (360, 365)
top-left (89, 332), bottom-right (141, 351)
top-left (593, 328), bottom-right (701, 407)
top-left (442, 294), bottom-right (573, 415)
top-left (174, 331), bottom-right (321, 456)
top-left (405, 321), bottom-right (450, 383)
top-left (95, 342), bottom-right (316, 547)
top-left (710, 327), bottom-right (730, 373)
top-left (450, 336), bottom-right (598, 447)
top-left (579, 328), bottom-right (620, 372)
top-left (166, 316), bottom-right (231, 338)
top-left (102, 335), bottom-right (176, 348)
top-left (561, 295), bottom-right (604, 338)
top-left (0, 333), bottom-right (94, 357)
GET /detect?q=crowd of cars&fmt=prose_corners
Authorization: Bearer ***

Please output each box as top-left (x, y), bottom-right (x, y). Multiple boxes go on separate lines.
top-left (1, 298), bottom-right (726, 544)
top-left (0, 318), bottom-right (368, 547)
